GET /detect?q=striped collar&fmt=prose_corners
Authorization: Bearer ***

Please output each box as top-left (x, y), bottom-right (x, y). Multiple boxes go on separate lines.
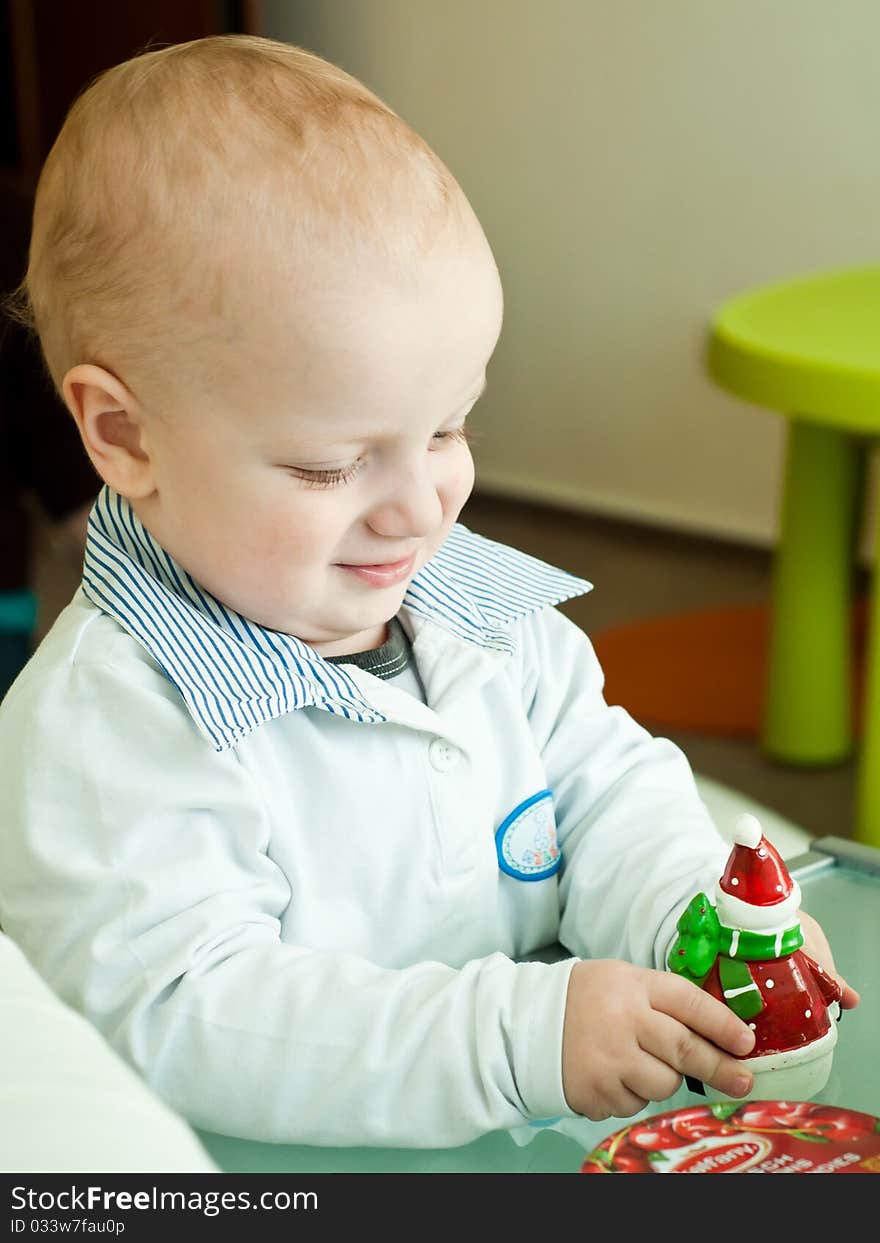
top-left (81, 487), bottom-right (592, 750)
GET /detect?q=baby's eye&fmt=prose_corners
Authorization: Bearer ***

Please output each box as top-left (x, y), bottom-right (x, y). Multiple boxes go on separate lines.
top-left (288, 460), bottom-right (364, 488)
top-left (432, 426), bottom-right (472, 446)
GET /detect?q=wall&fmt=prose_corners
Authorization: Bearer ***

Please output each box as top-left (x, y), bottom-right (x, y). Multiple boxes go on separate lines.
top-left (262, 0), bottom-right (880, 548)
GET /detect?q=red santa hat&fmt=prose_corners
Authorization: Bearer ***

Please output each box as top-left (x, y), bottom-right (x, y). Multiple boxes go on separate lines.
top-left (714, 813), bottom-right (802, 930)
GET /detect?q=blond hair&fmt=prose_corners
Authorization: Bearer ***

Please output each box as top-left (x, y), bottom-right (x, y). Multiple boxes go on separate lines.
top-left (12, 35), bottom-right (466, 403)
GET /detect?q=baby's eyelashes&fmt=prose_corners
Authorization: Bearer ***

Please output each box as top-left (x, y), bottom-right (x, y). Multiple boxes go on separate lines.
top-left (285, 428), bottom-right (474, 488)
top-left (288, 461), bottom-right (365, 488)
top-left (432, 425), bottom-right (478, 446)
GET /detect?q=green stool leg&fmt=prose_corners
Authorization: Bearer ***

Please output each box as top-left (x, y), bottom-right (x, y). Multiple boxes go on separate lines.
top-left (762, 421), bottom-right (863, 764)
top-left (855, 506), bottom-right (880, 846)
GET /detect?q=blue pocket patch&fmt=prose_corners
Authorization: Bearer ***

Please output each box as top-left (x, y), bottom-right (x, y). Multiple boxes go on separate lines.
top-left (495, 790), bottom-right (561, 881)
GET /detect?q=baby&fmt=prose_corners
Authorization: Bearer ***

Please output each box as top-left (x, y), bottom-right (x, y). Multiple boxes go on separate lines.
top-left (0, 35), bottom-right (857, 1148)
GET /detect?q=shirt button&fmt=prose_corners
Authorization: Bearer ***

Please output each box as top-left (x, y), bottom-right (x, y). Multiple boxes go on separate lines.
top-left (428, 737), bottom-right (460, 772)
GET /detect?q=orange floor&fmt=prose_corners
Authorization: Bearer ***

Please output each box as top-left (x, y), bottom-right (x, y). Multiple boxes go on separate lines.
top-left (592, 599), bottom-right (867, 737)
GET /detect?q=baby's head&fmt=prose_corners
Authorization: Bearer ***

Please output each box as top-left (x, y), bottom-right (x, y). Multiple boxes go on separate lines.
top-left (23, 35), bottom-right (503, 652)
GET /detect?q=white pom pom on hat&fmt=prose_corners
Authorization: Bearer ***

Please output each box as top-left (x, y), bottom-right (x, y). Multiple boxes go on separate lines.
top-left (732, 813), bottom-right (763, 849)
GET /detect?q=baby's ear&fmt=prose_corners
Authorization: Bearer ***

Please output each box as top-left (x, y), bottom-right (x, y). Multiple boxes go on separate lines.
top-left (62, 364), bottom-right (155, 499)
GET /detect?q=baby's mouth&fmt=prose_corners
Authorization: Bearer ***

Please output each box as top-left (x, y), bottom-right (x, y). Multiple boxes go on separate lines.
top-left (335, 554), bottom-right (416, 589)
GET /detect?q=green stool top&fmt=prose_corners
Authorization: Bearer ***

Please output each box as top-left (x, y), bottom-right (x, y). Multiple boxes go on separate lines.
top-left (707, 265), bottom-right (880, 433)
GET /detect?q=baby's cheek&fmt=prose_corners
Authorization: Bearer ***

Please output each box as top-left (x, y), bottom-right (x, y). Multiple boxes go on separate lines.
top-left (442, 451), bottom-right (476, 513)
top-left (255, 488), bottom-right (329, 550)
top-left (218, 511), bottom-right (310, 596)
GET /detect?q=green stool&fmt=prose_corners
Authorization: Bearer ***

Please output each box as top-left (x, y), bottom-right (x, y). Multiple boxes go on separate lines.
top-left (707, 265), bottom-right (880, 847)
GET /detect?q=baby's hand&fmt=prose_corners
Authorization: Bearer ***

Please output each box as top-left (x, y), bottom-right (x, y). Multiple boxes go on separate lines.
top-left (561, 959), bottom-right (755, 1121)
top-left (799, 909), bottom-right (860, 1009)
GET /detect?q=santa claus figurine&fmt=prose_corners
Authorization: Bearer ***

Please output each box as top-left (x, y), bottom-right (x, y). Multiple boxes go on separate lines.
top-left (668, 813), bottom-right (842, 1101)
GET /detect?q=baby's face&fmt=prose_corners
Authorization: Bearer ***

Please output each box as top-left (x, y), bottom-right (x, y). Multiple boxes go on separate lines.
top-left (134, 225), bottom-right (503, 654)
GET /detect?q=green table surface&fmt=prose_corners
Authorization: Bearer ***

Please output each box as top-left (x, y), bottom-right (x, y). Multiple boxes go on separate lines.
top-left (196, 836), bottom-right (879, 1174)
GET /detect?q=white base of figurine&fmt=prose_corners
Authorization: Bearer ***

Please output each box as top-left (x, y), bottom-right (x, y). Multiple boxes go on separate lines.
top-left (703, 1018), bottom-right (839, 1104)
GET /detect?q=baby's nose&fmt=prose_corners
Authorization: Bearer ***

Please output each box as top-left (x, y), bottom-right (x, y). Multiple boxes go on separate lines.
top-left (368, 470), bottom-right (443, 539)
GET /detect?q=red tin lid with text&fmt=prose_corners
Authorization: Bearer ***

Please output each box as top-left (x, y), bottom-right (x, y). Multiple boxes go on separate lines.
top-left (581, 1101), bottom-right (880, 1174)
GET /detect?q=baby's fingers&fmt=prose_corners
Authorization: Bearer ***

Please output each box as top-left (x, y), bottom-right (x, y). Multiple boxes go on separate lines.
top-left (838, 977), bottom-right (860, 1009)
top-left (653, 971), bottom-right (756, 1059)
top-left (683, 1035), bottom-right (753, 1100)
top-left (647, 1011), bottom-right (754, 1100)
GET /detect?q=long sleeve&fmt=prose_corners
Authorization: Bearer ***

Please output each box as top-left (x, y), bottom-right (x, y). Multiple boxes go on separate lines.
top-left (517, 607), bottom-right (729, 970)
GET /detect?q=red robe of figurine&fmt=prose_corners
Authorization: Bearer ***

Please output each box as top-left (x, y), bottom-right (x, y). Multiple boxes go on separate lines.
top-left (701, 947), bottom-right (841, 1056)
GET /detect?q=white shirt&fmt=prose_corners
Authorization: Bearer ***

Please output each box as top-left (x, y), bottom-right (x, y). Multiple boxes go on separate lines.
top-left (0, 488), bottom-right (728, 1148)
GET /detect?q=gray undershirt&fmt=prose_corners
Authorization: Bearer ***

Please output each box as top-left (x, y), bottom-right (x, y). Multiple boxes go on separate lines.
top-left (325, 616), bottom-right (426, 701)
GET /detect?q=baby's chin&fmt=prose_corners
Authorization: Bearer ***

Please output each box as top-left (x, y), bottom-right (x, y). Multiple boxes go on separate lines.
top-left (293, 603), bottom-right (402, 656)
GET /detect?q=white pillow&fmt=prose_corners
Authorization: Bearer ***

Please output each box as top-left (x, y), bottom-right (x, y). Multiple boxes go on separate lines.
top-left (0, 933), bottom-right (217, 1173)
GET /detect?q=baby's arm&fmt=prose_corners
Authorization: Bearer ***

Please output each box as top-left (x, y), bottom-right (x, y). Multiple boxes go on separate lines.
top-left (515, 607), bottom-right (757, 1112)
top-left (519, 606), bottom-right (730, 969)
top-left (0, 642), bottom-right (576, 1148)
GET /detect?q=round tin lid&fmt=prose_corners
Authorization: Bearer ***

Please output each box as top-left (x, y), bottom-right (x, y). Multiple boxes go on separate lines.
top-left (581, 1101), bottom-right (880, 1174)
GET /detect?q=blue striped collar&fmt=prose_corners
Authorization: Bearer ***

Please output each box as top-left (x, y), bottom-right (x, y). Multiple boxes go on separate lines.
top-left (81, 487), bottom-right (592, 750)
